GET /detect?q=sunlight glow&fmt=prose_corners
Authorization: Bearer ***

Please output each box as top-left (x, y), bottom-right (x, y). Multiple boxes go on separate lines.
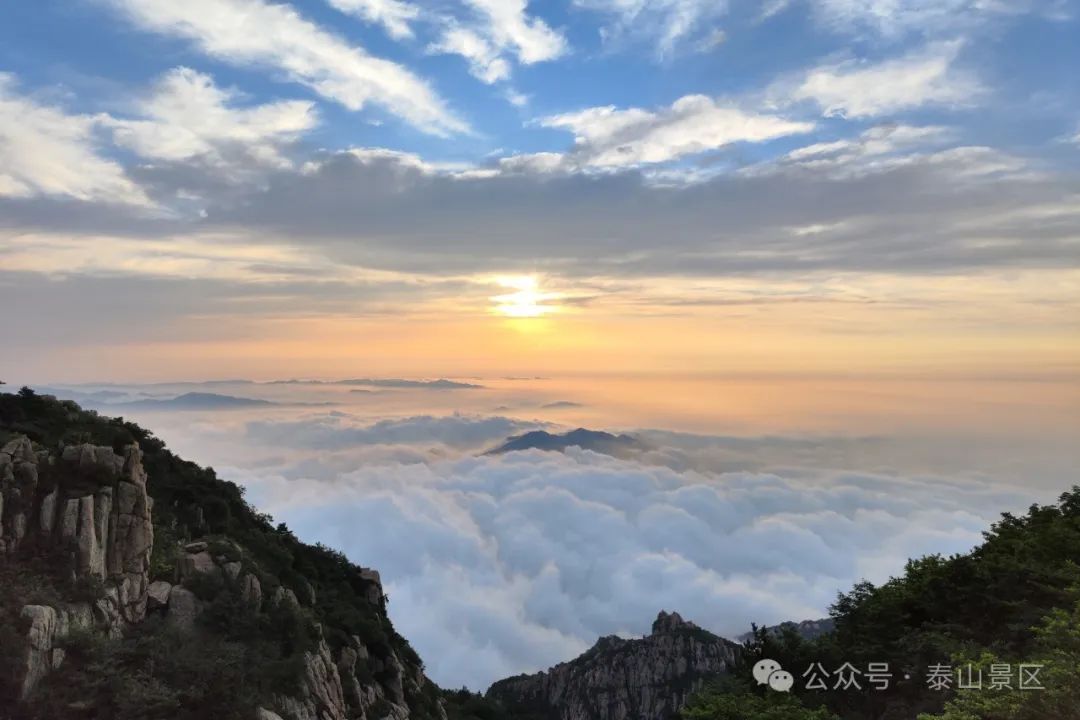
top-left (492, 275), bottom-right (559, 318)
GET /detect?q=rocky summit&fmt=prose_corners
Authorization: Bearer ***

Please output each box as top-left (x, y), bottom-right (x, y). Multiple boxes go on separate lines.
top-left (487, 611), bottom-right (742, 720)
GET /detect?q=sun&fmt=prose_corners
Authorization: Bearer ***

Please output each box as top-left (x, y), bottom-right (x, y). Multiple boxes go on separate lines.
top-left (492, 275), bottom-right (558, 318)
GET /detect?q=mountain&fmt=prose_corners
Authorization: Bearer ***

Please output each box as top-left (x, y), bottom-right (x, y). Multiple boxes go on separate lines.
top-left (339, 379), bottom-right (483, 390)
top-left (109, 391), bottom-right (277, 410)
top-left (487, 611), bottom-right (742, 720)
top-left (736, 618), bottom-right (835, 644)
top-left (486, 429), bottom-right (645, 458)
top-left (0, 387), bottom-right (443, 720)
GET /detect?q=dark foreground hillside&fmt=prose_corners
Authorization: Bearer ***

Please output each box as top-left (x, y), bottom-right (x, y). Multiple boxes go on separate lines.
top-left (0, 387), bottom-right (444, 720)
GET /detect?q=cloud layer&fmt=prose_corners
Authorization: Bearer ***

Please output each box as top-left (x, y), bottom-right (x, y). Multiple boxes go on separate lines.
top-left (232, 441), bottom-right (1028, 689)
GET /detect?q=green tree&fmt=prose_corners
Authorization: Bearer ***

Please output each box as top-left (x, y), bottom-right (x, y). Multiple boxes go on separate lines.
top-left (682, 681), bottom-right (839, 720)
top-left (919, 596), bottom-right (1080, 720)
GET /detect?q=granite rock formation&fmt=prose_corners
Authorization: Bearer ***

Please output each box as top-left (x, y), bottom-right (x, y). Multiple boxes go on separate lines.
top-left (488, 611), bottom-right (742, 720)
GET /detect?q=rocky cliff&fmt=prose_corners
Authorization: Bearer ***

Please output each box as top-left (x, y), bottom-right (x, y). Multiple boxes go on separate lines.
top-left (487, 611), bottom-right (742, 720)
top-left (1, 436), bottom-right (154, 700)
top-left (0, 389), bottom-right (445, 720)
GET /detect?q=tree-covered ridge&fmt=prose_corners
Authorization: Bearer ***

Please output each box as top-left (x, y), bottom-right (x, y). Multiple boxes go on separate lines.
top-left (0, 387), bottom-right (442, 719)
top-left (688, 486), bottom-right (1080, 720)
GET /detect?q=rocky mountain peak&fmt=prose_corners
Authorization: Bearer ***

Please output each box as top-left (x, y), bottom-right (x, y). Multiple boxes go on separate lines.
top-left (488, 610), bottom-right (742, 720)
top-left (651, 610), bottom-right (697, 635)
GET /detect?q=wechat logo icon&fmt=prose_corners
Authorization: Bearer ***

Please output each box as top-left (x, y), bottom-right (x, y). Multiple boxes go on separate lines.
top-left (753, 659), bottom-right (794, 693)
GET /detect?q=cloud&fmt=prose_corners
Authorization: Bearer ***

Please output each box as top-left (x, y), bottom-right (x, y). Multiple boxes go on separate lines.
top-left (105, 67), bottom-right (317, 173)
top-left (785, 41), bottom-right (983, 118)
top-left (229, 445), bottom-right (1030, 689)
top-left (538, 95), bottom-right (814, 168)
top-left (105, 0), bottom-right (466, 135)
top-left (747, 125), bottom-right (1033, 183)
top-left (0, 73), bottom-right (149, 205)
top-left (575, 0), bottom-right (730, 57)
top-left (245, 413), bottom-right (544, 451)
top-left (326, 0), bottom-right (420, 39)
top-left (806, 0), bottom-right (1071, 38)
top-left (429, 0), bottom-right (567, 83)
top-left (187, 136), bottom-right (1080, 280)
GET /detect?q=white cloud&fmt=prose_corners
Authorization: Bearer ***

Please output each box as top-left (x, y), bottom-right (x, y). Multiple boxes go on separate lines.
top-left (0, 73), bottom-right (149, 205)
top-left (781, 123), bottom-right (952, 163)
top-left (106, 68), bottom-right (317, 172)
top-left (106, 0), bottom-right (466, 135)
top-left (230, 445), bottom-right (1028, 689)
top-left (497, 151), bottom-right (569, 174)
top-left (326, 0), bottom-right (420, 39)
top-left (429, 0), bottom-right (566, 84)
top-left (786, 41), bottom-right (982, 118)
top-left (539, 95), bottom-right (814, 168)
top-left (750, 125), bottom-right (1031, 182)
top-left (505, 89), bottom-right (530, 107)
top-left (810, 0), bottom-right (975, 36)
top-left (430, 25), bottom-right (513, 84)
top-left (575, 0), bottom-right (730, 57)
top-left (807, 0), bottom-right (1070, 37)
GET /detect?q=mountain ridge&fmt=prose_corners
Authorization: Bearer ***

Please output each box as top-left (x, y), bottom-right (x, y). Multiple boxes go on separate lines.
top-left (485, 428), bottom-right (645, 458)
top-left (486, 611), bottom-right (741, 720)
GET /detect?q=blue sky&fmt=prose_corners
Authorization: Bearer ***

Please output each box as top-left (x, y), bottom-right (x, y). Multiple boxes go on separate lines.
top-left (2, 0), bottom-right (1078, 172)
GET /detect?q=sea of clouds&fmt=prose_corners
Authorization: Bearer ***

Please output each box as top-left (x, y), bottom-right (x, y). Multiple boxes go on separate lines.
top-left (31, 381), bottom-right (1055, 690)
top-left (223, 411), bottom-right (1032, 689)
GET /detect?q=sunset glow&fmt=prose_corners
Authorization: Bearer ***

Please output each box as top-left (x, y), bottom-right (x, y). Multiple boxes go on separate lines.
top-left (492, 276), bottom-right (559, 318)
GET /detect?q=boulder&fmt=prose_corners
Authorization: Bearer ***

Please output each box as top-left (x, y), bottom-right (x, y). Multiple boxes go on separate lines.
top-left (359, 568), bottom-right (383, 605)
top-left (166, 586), bottom-right (199, 630)
top-left (178, 551), bottom-right (219, 581)
top-left (271, 586), bottom-right (299, 609)
top-left (147, 580), bottom-right (172, 609)
top-left (223, 561), bottom-right (242, 581)
top-left (19, 605), bottom-right (58, 699)
top-left (240, 573), bottom-right (263, 609)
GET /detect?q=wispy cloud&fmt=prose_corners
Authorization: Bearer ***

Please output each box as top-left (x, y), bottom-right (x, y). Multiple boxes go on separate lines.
top-left (326, 0), bottom-right (420, 39)
top-left (0, 73), bottom-right (149, 205)
top-left (536, 95), bottom-right (813, 168)
top-left (105, 0), bottom-right (467, 135)
top-left (575, 0), bottom-right (730, 58)
top-left (782, 41), bottom-right (983, 118)
top-left (105, 67), bottom-right (317, 172)
top-left (429, 0), bottom-right (567, 83)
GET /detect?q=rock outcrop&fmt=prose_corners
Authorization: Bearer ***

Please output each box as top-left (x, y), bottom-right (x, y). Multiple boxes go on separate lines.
top-left (1, 410), bottom-right (444, 720)
top-left (1, 437), bottom-right (154, 697)
top-left (488, 611), bottom-right (742, 720)
top-left (1, 437), bottom-right (153, 627)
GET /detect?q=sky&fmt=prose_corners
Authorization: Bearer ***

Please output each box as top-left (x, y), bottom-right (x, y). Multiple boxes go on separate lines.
top-left (0, 0), bottom-right (1078, 384)
top-left (2, 0), bottom-right (1080, 692)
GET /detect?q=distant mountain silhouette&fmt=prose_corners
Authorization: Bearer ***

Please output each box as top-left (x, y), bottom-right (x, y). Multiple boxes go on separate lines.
top-left (486, 428), bottom-right (645, 458)
top-left (339, 378), bottom-right (483, 389)
top-left (267, 377), bottom-right (483, 388)
top-left (109, 392), bottom-right (276, 410)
